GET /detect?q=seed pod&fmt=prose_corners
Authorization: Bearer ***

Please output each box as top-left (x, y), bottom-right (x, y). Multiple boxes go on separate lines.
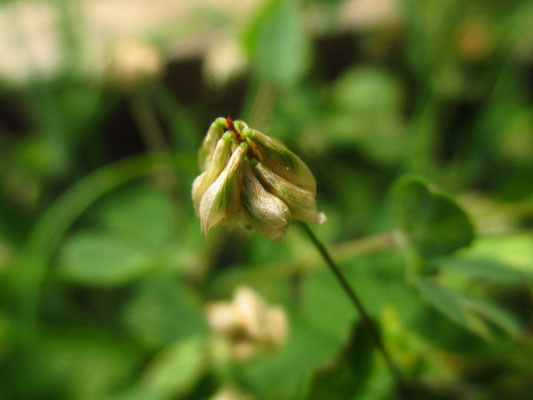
top-left (198, 117), bottom-right (227, 170)
top-left (240, 163), bottom-right (292, 242)
top-left (251, 160), bottom-right (326, 224)
top-left (199, 143), bottom-right (247, 237)
top-left (192, 132), bottom-right (235, 214)
top-left (242, 128), bottom-right (316, 194)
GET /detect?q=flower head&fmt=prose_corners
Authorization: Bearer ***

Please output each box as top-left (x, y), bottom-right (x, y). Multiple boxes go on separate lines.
top-left (193, 117), bottom-right (325, 240)
top-left (206, 286), bottom-right (289, 360)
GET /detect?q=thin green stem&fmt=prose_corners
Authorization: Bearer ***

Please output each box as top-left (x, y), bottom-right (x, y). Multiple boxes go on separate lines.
top-left (298, 222), bottom-right (408, 392)
top-left (129, 94), bottom-right (167, 151)
top-left (128, 94), bottom-right (180, 195)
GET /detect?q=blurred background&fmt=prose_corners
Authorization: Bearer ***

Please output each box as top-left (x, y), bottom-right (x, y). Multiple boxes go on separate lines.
top-left (1, 0), bottom-right (533, 399)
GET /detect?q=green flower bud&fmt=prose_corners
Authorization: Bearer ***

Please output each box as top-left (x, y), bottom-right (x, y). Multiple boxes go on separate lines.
top-left (193, 117), bottom-right (325, 241)
top-left (251, 160), bottom-right (326, 224)
top-left (240, 164), bottom-right (292, 241)
top-left (199, 143), bottom-right (247, 237)
top-left (198, 117), bottom-right (227, 171)
top-left (242, 128), bottom-right (317, 194)
top-left (192, 132), bottom-right (235, 214)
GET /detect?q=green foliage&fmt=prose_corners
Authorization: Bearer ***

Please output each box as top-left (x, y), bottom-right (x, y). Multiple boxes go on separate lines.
top-left (243, 0), bottom-right (311, 88)
top-left (59, 232), bottom-right (154, 286)
top-left (57, 185), bottom-right (179, 286)
top-left (414, 277), bottom-right (516, 340)
top-left (327, 67), bottom-right (405, 164)
top-left (1, 0), bottom-right (533, 399)
top-left (123, 276), bottom-right (207, 349)
top-left (139, 336), bottom-right (207, 398)
top-left (94, 185), bottom-right (177, 249)
top-left (6, 329), bottom-right (143, 399)
top-left (392, 176), bottom-right (475, 257)
top-left (235, 318), bottom-right (342, 399)
top-left (303, 323), bottom-right (375, 400)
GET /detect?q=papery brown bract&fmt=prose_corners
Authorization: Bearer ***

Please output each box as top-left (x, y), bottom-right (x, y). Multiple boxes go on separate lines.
top-left (193, 131), bottom-right (235, 214)
top-left (240, 164), bottom-right (292, 242)
top-left (199, 143), bottom-right (247, 237)
top-left (252, 160), bottom-right (326, 224)
top-left (198, 117), bottom-right (227, 171)
top-left (243, 128), bottom-right (317, 194)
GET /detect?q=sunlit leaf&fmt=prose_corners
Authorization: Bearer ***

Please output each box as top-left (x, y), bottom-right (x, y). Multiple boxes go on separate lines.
top-left (140, 336), bottom-right (207, 398)
top-left (94, 184), bottom-right (176, 249)
top-left (415, 277), bottom-right (491, 340)
top-left (460, 233), bottom-right (533, 273)
top-left (58, 232), bottom-right (153, 286)
top-left (458, 296), bottom-right (522, 339)
top-left (433, 256), bottom-right (524, 285)
top-left (434, 234), bottom-right (533, 287)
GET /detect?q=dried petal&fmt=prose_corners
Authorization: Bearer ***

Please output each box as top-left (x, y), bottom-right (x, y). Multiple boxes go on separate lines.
top-left (240, 164), bottom-right (292, 241)
top-left (252, 160), bottom-right (326, 224)
top-left (192, 132), bottom-right (235, 214)
top-left (199, 143), bottom-right (247, 237)
top-left (205, 286), bottom-right (290, 361)
top-left (198, 117), bottom-right (226, 170)
top-left (231, 340), bottom-right (257, 360)
top-left (265, 306), bottom-right (289, 347)
top-left (206, 302), bottom-right (239, 335)
top-left (243, 128), bottom-right (316, 194)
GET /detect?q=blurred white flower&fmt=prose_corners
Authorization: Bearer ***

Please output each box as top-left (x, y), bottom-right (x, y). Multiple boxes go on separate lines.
top-left (210, 385), bottom-right (253, 400)
top-left (203, 39), bottom-right (248, 88)
top-left (341, 0), bottom-right (399, 30)
top-left (107, 38), bottom-right (164, 90)
top-left (206, 302), bottom-right (239, 335)
top-left (193, 117), bottom-right (326, 240)
top-left (230, 340), bottom-right (257, 361)
top-left (265, 306), bottom-right (289, 347)
top-left (205, 285), bottom-right (289, 360)
top-left (232, 286), bottom-right (268, 340)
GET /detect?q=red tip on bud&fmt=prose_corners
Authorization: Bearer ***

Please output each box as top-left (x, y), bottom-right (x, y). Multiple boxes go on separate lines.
top-left (226, 117), bottom-right (235, 132)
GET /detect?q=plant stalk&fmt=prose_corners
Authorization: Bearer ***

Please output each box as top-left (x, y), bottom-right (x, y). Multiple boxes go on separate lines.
top-left (129, 94), bottom-right (181, 196)
top-left (298, 222), bottom-right (408, 393)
